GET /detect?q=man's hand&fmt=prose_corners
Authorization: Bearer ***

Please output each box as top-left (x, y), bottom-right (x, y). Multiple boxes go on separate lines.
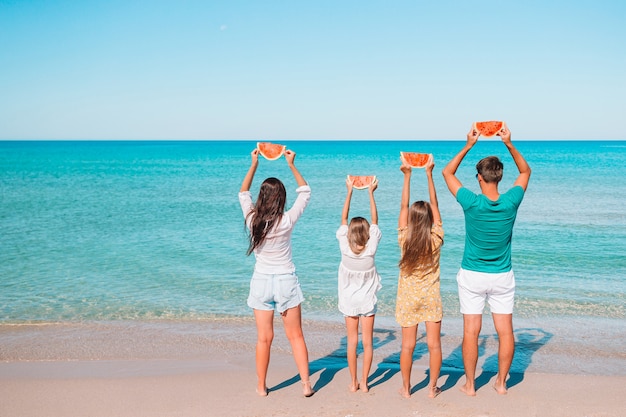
top-left (467, 126), bottom-right (480, 146)
top-left (498, 122), bottom-right (511, 143)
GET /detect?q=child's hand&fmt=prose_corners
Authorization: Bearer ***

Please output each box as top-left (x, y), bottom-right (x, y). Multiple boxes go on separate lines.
top-left (251, 148), bottom-right (259, 165)
top-left (345, 176), bottom-right (354, 191)
top-left (369, 178), bottom-right (378, 192)
top-left (425, 158), bottom-right (435, 174)
top-left (400, 163), bottom-right (412, 175)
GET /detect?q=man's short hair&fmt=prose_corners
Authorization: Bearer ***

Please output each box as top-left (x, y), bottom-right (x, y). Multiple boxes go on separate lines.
top-left (476, 156), bottom-right (503, 183)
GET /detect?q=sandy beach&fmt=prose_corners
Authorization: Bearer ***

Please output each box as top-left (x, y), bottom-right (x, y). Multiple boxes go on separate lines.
top-left (1, 318), bottom-right (624, 417)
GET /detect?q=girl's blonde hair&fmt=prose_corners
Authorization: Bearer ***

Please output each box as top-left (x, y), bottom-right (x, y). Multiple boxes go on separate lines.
top-left (348, 216), bottom-right (370, 255)
top-left (399, 201), bottom-right (434, 274)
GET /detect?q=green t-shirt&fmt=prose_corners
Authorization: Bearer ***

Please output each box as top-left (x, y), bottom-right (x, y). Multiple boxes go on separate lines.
top-left (456, 186), bottom-right (525, 273)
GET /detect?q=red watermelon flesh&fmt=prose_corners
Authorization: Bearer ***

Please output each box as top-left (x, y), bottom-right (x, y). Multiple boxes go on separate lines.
top-left (257, 142), bottom-right (286, 160)
top-left (347, 175), bottom-right (376, 190)
top-left (474, 121), bottom-right (503, 137)
top-left (400, 152), bottom-right (433, 168)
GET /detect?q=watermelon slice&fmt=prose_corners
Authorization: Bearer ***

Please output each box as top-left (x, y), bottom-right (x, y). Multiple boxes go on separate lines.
top-left (400, 152), bottom-right (433, 168)
top-left (474, 121), bottom-right (503, 137)
top-left (257, 142), bottom-right (286, 160)
top-left (347, 175), bottom-right (376, 190)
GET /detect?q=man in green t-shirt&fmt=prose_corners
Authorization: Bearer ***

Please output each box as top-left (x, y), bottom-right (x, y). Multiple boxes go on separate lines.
top-left (442, 123), bottom-right (531, 396)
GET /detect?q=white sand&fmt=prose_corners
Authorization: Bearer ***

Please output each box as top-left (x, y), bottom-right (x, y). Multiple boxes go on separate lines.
top-left (1, 319), bottom-right (624, 417)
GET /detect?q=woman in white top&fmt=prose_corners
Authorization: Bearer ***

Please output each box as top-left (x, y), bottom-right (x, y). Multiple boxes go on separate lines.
top-left (239, 148), bottom-right (314, 398)
top-left (336, 176), bottom-right (382, 392)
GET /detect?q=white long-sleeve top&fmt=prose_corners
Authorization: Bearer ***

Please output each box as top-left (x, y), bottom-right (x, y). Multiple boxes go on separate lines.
top-left (239, 185), bottom-right (311, 274)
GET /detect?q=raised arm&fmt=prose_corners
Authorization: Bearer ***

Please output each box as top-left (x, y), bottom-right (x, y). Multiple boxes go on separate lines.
top-left (369, 178), bottom-right (379, 225)
top-left (240, 148), bottom-right (259, 192)
top-left (499, 123), bottom-right (531, 191)
top-left (284, 150), bottom-right (307, 187)
top-left (398, 163), bottom-right (411, 228)
top-left (341, 177), bottom-right (354, 226)
top-left (425, 159), bottom-right (442, 225)
top-left (442, 126), bottom-right (479, 197)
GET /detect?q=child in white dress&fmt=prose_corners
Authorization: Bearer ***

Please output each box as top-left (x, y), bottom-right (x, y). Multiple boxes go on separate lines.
top-left (336, 176), bottom-right (382, 392)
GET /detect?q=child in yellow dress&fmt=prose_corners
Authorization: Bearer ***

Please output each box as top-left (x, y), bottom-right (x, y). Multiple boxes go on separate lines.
top-left (396, 158), bottom-right (443, 399)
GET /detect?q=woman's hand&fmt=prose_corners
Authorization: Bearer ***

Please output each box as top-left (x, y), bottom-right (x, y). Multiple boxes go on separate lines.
top-left (284, 149), bottom-right (296, 165)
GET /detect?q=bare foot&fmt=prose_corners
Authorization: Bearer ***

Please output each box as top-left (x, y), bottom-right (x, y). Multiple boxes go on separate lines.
top-left (459, 383), bottom-right (476, 397)
top-left (256, 387), bottom-right (268, 397)
top-left (302, 380), bottom-right (315, 397)
top-left (493, 374), bottom-right (508, 395)
top-left (398, 387), bottom-right (411, 398)
top-left (349, 383), bottom-right (359, 392)
top-left (428, 386), bottom-right (441, 398)
top-left (360, 381), bottom-right (369, 393)
top-left (493, 383), bottom-right (508, 395)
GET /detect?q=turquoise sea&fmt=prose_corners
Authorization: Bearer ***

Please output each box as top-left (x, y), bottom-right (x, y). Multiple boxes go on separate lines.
top-left (1, 140), bottom-right (625, 374)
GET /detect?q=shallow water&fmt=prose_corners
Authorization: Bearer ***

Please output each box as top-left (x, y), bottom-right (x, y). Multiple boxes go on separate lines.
top-left (1, 140), bottom-right (625, 374)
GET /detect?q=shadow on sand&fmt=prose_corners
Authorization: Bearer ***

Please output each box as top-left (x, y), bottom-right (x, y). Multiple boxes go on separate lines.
top-left (481, 327), bottom-right (553, 390)
top-left (270, 326), bottom-right (552, 395)
top-left (269, 328), bottom-right (396, 393)
top-left (439, 327), bottom-right (553, 394)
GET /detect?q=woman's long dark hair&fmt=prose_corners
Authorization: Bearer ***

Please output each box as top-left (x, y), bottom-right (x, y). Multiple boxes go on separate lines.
top-left (245, 177), bottom-right (287, 256)
top-left (399, 201), bottom-right (434, 274)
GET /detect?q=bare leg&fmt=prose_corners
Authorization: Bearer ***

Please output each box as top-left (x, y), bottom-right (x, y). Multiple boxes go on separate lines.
top-left (492, 313), bottom-right (514, 395)
top-left (345, 316), bottom-right (360, 392)
top-left (253, 309), bottom-right (274, 396)
top-left (460, 314), bottom-right (482, 396)
top-left (281, 305), bottom-right (314, 397)
top-left (399, 325), bottom-right (418, 398)
top-left (360, 315), bottom-right (375, 392)
top-left (425, 320), bottom-right (442, 398)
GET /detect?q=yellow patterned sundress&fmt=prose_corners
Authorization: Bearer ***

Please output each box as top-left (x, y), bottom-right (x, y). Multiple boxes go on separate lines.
top-left (395, 223), bottom-right (444, 327)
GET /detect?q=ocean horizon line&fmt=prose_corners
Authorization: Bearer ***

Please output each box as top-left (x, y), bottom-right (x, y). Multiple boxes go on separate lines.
top-left (1, 138), bottom-right (625, 142)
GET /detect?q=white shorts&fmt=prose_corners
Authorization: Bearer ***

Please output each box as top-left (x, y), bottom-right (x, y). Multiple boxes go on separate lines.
top-left (343, 304), bottom-right (377, 318)
top-left (456, 268), bottom-right (515, 315)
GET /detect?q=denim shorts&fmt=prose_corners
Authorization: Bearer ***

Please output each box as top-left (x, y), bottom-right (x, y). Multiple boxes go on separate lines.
top-left (247, 271), bottom-right (305, 314)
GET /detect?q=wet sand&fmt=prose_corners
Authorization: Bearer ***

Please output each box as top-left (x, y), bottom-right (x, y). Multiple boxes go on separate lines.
top-left (1, 318), bottom-right (624, 417)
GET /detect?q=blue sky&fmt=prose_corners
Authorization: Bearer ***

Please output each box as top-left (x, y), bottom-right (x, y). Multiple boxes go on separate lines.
top-left (1, 0), bottom-right (624, 140)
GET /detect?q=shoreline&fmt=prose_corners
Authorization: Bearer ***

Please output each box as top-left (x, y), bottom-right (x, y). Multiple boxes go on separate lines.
top-left (2, 316), bottom-right (624, 375)
top-left (1, 318), bottom-right (625, 417)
